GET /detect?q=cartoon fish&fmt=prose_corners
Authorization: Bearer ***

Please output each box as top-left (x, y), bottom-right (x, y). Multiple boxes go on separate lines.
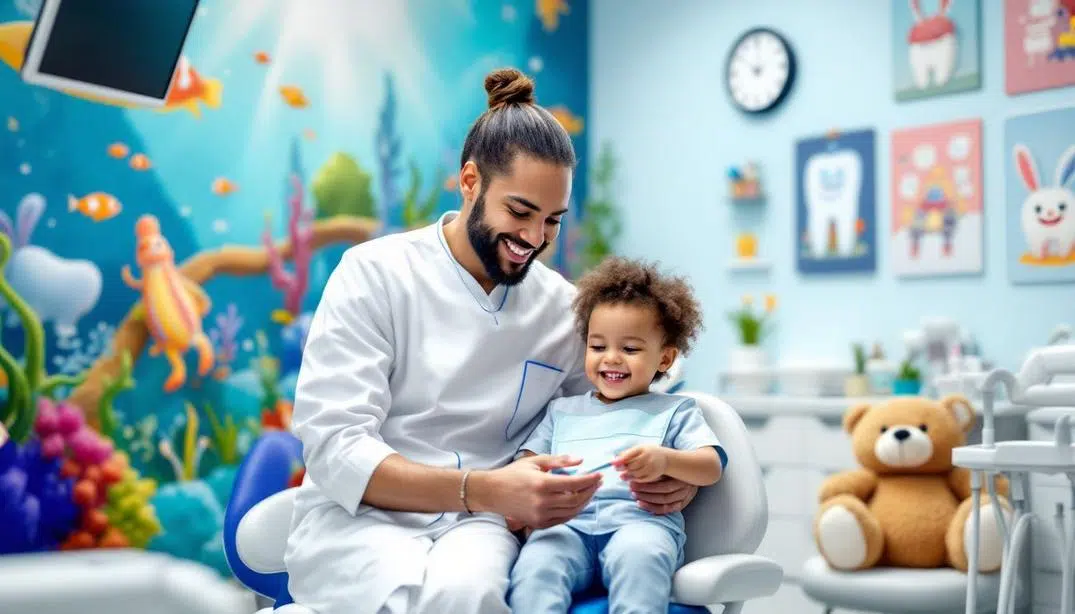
top-left (68, 192), bottom-right (122, 222)
top-left (254, 51), bottom-right (270, 64)
top-left (6, 116), bottom-right (17, 132)
top-left (159, 56), bottom-right (223, 118)
top-left (548, 105), bottom-right (583, 135)
top-left (107, 143), bottom-right (129, 159)
top-left (212, 177), bottom-right (237, 196)
top-left (0, 22), bottom-right (222, 118)
top-left (121, 215), bottom-right (214, 392)
top-left (536, 0), bottom-right (570, 32)
top-left (129, 153), bottom-right (152, 171)
top-left (279, 85), bottom-right (309, 109)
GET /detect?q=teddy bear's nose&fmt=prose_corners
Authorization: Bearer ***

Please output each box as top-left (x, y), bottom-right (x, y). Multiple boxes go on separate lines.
top-left (893, 428), bottom-right (911, 441)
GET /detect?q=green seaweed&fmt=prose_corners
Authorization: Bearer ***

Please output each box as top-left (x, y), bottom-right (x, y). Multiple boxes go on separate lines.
top-left (98, 351), bottom-right (135, 439)
top-left (401, 159), bottom-right (441, 229)
top-left (0, 232), bottom-right (47, 442)
top-left (201, 402), bottom-right (240, 465)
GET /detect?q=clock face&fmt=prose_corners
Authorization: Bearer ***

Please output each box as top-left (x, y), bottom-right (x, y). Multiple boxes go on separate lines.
top-left (726, 28), bottom-right (795, 114)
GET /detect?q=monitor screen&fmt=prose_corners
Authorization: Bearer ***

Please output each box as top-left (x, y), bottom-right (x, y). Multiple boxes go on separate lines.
top-left (21, 0), bottom-right (200, 106)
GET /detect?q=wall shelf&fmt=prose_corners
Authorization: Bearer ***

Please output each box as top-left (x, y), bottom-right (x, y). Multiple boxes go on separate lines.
top-left (727, 258), bottom-right (771, 273)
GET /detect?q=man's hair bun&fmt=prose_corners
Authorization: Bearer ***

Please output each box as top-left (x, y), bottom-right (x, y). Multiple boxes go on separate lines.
top-left (485, 68), bottom-right (535, 109)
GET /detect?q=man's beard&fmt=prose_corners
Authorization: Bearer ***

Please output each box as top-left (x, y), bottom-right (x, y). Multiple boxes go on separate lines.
top-left (466, 191), bottom-right (548, 287)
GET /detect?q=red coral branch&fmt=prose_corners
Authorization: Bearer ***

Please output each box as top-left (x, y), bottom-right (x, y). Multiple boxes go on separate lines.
top-left (262, 173), bottom-right (311, 316)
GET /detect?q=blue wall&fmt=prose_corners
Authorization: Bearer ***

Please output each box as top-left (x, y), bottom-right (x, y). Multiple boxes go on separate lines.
top-left (590, 0), bottom-right (1074, 390)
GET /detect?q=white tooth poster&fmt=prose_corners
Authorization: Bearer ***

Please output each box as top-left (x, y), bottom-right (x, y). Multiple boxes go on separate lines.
top-left (1004, 106), bottom-right (1075, 284)
top-left (795, 129), bottom-right (877, 275)
top-left (890, 119), bottom-right (984, 277)
top-left (892, 0), bottom-right (982, 102)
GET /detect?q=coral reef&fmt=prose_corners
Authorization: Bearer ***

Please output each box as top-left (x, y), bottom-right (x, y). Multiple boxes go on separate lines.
top-left (264, 173), bottom-right (313, 322)
top-left (376, 71), bottom-right (403, 228)
top-left (67, 217), bottom-right (380, 425)
top-left (53, 321), bottom-right (116, 376)
top-left (401, 158), bottom-right (442, 229)
top-left (103, 451), bottom-right (161, 548)
top-left (0, 232), bottom-right (88, 442)
top-left (202, 402), bottom-right (241, 466)
top-left (158, 403), bottom-right (210, 482)
top-left (207, 303), bottom-right (243, 379)
top-left (0, 436), bottom-right (80, 553)
top-left (97, 351), bottom-right (134, 440)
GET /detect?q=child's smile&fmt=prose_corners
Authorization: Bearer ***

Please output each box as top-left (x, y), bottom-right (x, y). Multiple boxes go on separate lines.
top-left (584, 302), bottom-right (677, 401)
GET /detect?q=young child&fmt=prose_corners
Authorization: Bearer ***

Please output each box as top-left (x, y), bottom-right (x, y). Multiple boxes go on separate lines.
top-left (507, 257), bottom-right (727, 614)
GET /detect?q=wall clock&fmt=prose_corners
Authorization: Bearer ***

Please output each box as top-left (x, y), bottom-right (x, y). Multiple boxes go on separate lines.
top-left (725, 27), bottom-right (796, 114)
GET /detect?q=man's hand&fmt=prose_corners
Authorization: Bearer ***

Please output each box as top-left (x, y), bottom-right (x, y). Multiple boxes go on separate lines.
top-left (611, 444), bottom-right (668, 483)
top-left (471, 454), bottom-right (601, 530)
top-left (629, 476), bottom-right (698, 515)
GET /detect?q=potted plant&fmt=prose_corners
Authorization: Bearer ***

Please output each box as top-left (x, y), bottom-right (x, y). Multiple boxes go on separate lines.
top-left (727, 294), bottom-right (776, 371)
top-left (844, 343), bottom-right (870, 397)
top-left (893, 358), bottom-right (922, 395)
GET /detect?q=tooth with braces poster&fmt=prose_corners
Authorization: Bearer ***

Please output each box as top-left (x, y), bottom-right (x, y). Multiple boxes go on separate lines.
top-left (794, 129), bottom-right (878, 275)
top-left (892, 0), bottom-right (983, 102)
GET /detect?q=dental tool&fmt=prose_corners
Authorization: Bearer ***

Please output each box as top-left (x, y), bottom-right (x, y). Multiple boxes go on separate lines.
top-left (952, 343), bottom-right (1075, 614)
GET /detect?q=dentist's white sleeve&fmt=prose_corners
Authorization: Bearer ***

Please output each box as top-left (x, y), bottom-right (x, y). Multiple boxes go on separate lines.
top-left (290, 251), bottom-right (397, 515)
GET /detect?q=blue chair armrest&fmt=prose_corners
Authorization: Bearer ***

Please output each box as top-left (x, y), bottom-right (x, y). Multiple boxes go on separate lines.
top-left (223, 431), bottom-right (303, 601)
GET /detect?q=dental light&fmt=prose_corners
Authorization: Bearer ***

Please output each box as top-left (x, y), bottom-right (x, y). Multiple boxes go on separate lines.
top-left (952, 343), bottom-right (1075, 614)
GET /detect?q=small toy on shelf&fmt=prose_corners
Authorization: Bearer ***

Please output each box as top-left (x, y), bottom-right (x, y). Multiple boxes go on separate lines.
top-left (844, 342), bottom-right (870, 397)
top-left (736, 232), bottom-right (758, 259)
top-left (727, 162), bottom-right (763, 200)
top-left (865, 342), bottom-right (896, 394)
top-left (893, 357), bottom-right (922, 395)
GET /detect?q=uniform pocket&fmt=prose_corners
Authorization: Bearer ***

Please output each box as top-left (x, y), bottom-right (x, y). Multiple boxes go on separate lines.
top-left (504, 360), bottom-right (564, 441)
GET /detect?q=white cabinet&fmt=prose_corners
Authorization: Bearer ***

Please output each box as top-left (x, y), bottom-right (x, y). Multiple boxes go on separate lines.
top-left (725, 394), bottom-right (1030, 614)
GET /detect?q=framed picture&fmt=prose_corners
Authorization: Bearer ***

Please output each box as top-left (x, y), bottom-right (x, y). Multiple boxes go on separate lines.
top-left (795, 129), bottom-right (877, 275)
top-left (892, 0), bottom-right (982, 102)
top-left (890, 119), bottom-right (984, 277)
top-left (1004, 106), bottom-right (1075, 284)
top-left (1004, 0), bottom-right (1075, 95)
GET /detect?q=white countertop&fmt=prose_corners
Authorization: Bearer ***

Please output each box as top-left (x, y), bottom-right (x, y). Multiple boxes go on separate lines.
top-left (1026, 406), bottom-right (1075, 425)
top-left (720, 394), bottom-right (1028, 419)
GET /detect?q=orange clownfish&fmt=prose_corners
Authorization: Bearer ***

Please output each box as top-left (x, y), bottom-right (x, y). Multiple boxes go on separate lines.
top-left (212, 177), bottom-right (238, 196)
top-left (279, 85), bottom-right (309, 109)
top-left (69, 192), bottom-right (122, 222)
top-left (129, 153), bottom-right (152, 171)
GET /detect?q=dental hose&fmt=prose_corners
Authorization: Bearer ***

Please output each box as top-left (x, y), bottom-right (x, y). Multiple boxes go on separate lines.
top-left (966, 470), bottom-right (981, 614)
top-left (996, 512), bottom-right (1033, 614)
top-left (1061, 475), bottom-right (1075, 614)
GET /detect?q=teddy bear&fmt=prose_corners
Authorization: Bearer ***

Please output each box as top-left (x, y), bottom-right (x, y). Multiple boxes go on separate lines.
top-left (813, 394), bottom-right (1011, 572)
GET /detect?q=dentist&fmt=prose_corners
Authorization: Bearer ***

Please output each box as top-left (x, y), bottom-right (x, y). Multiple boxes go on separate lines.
top-left (283, 68), bottom-right (699, 614)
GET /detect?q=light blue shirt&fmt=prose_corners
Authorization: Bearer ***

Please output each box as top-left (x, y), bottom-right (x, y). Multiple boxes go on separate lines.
top-left (519, 391), bottom-right (727, 539)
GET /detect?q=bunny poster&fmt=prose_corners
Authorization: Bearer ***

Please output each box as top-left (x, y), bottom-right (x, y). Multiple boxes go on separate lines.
top-left (1004, 0), bottom-right (1075, 95)
top-left (890, 118), bottom-right (984, 277)
top-left (1005, 106), bottom-right (1075, 284)
top-left (892, 0), bottom-right (982, 102)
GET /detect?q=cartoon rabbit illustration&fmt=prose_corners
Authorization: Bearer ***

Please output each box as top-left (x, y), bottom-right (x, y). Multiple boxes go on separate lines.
top-left (0, 193), bottom-right (102, 337)
top-left (1013, 143), bottom-right (1075, 261)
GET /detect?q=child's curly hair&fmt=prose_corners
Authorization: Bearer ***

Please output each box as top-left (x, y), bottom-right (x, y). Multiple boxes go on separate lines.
top-left (572, 257), bottom-right (704, 355)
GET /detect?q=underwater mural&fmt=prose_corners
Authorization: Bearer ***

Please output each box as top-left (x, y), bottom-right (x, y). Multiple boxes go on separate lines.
top-left (0, 0), bottom-right (589, 576)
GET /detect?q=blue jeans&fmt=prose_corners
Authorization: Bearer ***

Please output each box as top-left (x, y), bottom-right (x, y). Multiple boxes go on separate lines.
top-left (508, 521), bottom-right (684, 614)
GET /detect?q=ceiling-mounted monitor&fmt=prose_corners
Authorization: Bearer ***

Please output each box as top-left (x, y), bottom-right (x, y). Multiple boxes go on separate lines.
top-left (19, 0), bottom-right (201, 107)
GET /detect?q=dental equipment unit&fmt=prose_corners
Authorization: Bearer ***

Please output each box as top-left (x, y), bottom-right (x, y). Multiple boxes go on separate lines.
top-left (952, 343), bottom-right (1075, 614)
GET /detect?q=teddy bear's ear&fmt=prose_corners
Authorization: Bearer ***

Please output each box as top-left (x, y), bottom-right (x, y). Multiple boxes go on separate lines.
top-left (843, 403), bottom-right (871, 434)
top-left (940, 394), bottom-right (976, 433)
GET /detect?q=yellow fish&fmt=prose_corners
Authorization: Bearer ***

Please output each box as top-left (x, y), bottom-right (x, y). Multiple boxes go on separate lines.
top-left (279, 85), bottom-right (309, 109)
top-left (536, 0), bottom-right (570, 32)
top-left (548, 105), bottom-right (583, 135)
top-left (0, 21), bottom-right (222, 118)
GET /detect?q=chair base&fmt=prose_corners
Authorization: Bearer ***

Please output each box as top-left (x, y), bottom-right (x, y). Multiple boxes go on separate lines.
top-left (799, 556), bottom-right (1005, 614)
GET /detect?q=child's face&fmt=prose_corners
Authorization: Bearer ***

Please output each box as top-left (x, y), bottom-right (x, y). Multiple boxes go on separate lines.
top-left (584, 302), bottom-right (677, 402)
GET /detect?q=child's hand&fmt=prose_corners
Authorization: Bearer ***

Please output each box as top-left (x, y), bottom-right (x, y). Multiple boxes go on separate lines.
top-left (611, 445), bottom-right (668, 483)
top-left (505, 516), bottom-right (526, 532)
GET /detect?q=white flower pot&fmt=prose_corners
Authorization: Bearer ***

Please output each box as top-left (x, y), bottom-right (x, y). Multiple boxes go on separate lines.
top-left (730, 345), bottom-right (767, 371)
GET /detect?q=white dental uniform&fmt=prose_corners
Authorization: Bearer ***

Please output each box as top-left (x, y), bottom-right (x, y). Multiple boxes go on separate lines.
top-left (283, 211), bottom-right (592, 614)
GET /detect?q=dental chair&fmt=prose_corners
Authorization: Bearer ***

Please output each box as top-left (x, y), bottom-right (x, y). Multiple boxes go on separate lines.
top-left (223, 391), bottom-right (783, 613)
